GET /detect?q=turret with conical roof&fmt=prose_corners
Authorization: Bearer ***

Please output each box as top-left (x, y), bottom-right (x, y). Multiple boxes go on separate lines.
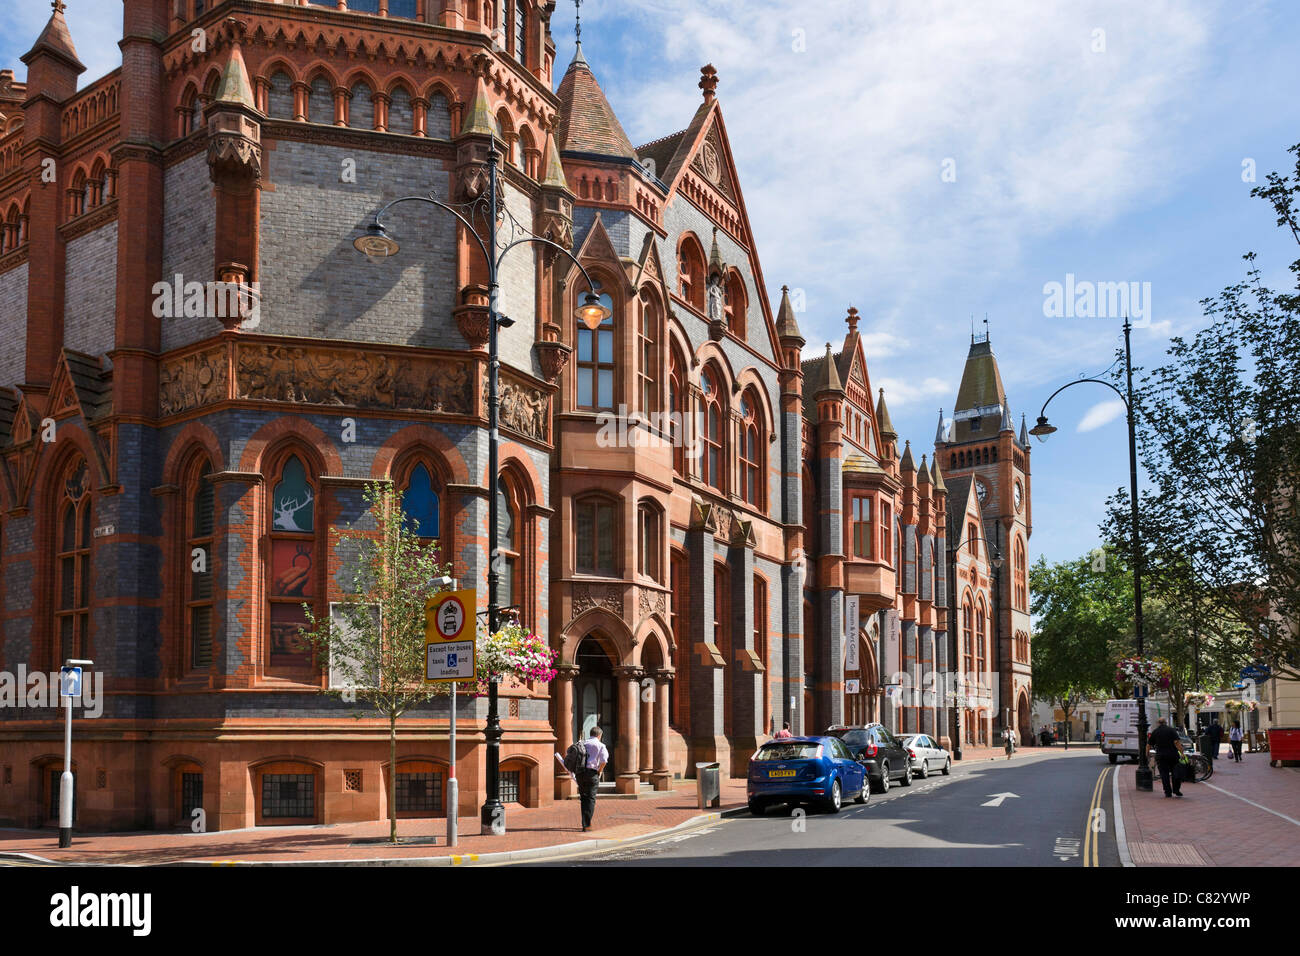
top-left (460, 72), bottom-right (497, 140)
top-left (1019, 413), bottom-right (1030, 449)
top-left (900, 439), bottom-right (916, 473)
top-left (815, 343), bottom-right (844, 399)
top-left (555, 44), bottom-right (639, 160)
top-left (876, 388), bottom-right (897, 441)
top-left (935, 409), bottom-right (948, 444)
top-left (931, 459), bottom-right (948, 496)
top-left (950, 335), bottom-right (1008, 444)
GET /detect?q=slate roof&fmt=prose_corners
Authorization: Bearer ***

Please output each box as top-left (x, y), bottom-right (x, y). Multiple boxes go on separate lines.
top-left (556, 52), bottom-right (639, 160)
top-left (22, 5), bottom-right (84, 72)
top-left (952, 339), bottom-right (1008, 443)
top-left (65, 350), bottom-right (112, 421)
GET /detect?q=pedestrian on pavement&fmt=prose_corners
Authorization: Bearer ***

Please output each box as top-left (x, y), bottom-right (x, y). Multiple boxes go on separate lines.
top-left (1206, 718), bottom-right (1224, 762)
top-left (1229, 722), bottom-right (1244, 762)
top-left (1003, 727), bottom-right (1014, 759)
top-left (773, 721), bottom-right (793, 740)
top-left (578, 727), bottom-right (608, 832)
top-left (1149, 717), bottom-right (1184, 798)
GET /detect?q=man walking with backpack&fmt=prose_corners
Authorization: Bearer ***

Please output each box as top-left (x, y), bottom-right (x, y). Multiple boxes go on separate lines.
top-left (565, 727), bottom-right (608, 832)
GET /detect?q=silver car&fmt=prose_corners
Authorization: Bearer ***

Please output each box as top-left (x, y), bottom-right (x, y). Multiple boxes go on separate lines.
top-left (897, 733), bottom-right (951, 778)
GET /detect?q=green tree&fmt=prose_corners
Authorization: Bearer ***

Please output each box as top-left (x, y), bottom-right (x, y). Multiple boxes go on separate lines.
top-left (1030, 550), bottom-right (1131, 738)
top-left (1103, 142), bottom-right (1300, 678)
top-left (298, 481), bottom-right (452, 845)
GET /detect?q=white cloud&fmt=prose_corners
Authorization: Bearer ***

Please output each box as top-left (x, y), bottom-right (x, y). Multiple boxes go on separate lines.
top-left (1076, 398), bottom-right (1127, 432)
top-left (875, 376), bottom-right (951, 407)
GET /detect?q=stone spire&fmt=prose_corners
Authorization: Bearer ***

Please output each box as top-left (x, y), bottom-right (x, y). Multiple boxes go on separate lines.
top-left (931, 459), bottom-right (948, 495)
top-left (541, 129), bottom-right (567, 189)
top-left (708, 226), bottom-right (725, 280)
top-left (1019, 413), bottom-right (1030, 448)
top-left (876, 388), bottom-right (897, 441)
top-left (815, 343), bottom-right (844, 397)
top-left (214, 28), bottom-right (255, 110)
top-left (23, 0), bottom-right (85, 75)
top-left (900, 439), bottom-right (916, 472)
top-left (1000, 401), bottom-right (1013, 433)
top-left (776, 285), bottom-right (802, 341)
top-left (935, 408), bottom-right (947, 444)
top-left (460, 72), bottom-right (496, 138)
top-left (917, 453), bottom-right (932, 486)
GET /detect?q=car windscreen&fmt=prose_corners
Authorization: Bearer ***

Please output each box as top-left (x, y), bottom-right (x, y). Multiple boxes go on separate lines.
top-left (753, 743), bottom-right (822, 761)
top-left (840, 730), bottom-right (871, 747)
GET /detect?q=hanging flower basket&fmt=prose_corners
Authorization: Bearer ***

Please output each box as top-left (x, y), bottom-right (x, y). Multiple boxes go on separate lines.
top-left (471, 621), bottom-right (558, 697)
top-left (1115, 656), bottom-right (1172, 689)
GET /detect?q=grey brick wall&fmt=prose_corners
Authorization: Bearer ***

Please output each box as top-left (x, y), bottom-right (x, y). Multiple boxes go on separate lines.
top-left (267, 70), bottom-right (294, 120)
top-left (427, 93), bottom-right (452, 139)
top-left (0, 262), bottom-right (27, 387)
top-left (161, 153), bottom-right (217, 352)
top-left (308, 77), bottom-right (333, 125)
top-left (388, 87), bottom-right (413, 134)
top-left (349, 82), bottom-right (374, 130)
top-left (495, 179), bottom-right (540, 377)
top-left (64, 221), bottom-right (118, 358)
top-left (258, 139), bottom-right (462, 349)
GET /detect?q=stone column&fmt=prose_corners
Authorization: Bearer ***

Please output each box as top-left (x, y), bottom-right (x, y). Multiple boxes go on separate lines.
top-left (613, 667), bottom-right (642, 794)
top-left (638, 674), bottom-right (654, 784)
top-left (729, 539), bottom-right (763, 777)
top-left (652, 671), bottom-right (673, 790)
top-left (554, 666), bottom-right (577, 798)
top-left (688, 505), bottom-right (728, 772)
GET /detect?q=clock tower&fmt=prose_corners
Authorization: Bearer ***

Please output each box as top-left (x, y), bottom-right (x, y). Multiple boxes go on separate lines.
top-left (935, 331), bottom-right (1034, 742)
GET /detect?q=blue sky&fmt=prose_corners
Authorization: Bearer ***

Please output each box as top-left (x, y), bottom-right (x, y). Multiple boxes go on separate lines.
top-left (4, 1), bottom-right (1297, 567)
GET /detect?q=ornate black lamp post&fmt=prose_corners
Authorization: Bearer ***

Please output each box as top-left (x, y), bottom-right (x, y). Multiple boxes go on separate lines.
top-left (945, 537), bottom-right (1002, 760)
top-left (354, 148), bottom-right (610, 833)
top-left (1029, 318), bottom-right (1153, 791)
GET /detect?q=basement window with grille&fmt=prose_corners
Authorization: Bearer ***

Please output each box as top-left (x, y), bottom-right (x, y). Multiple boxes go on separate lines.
top-left (396, 772), bottom-right (441, 812)
top-left (262, 774), bottom-right (315, 818)
top-left (500, 770), bottom-right (521, 805)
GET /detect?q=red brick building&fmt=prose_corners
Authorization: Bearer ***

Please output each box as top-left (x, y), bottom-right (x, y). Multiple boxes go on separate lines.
top-left (0, 2), bottom-right (1028, 831)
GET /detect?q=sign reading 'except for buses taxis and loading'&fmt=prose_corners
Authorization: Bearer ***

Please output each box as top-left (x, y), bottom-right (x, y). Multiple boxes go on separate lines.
top-left (424, 588), bottom-right (477, 683)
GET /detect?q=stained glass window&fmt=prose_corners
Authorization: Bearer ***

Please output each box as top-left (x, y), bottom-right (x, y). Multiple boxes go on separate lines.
top-left (403, 463), bottom-right (440, 539)
top-left (272, 456), bottom-right (314, 533)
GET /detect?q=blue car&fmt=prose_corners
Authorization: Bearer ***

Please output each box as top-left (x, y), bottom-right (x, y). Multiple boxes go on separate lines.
top-left (747, 735), bottom-right (869, 814)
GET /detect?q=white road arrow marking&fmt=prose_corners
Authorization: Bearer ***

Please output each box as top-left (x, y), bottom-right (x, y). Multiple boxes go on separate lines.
top-left (981, 792), bottom-right (1020, 807)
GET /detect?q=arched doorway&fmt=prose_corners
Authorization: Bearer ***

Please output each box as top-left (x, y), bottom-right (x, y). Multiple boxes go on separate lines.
top-left (1017, 692), bottom-right (1031, 743)
top-left (574, 637), bottom-right (617, 782)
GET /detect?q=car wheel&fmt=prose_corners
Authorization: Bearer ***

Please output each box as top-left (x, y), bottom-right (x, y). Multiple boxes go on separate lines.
top-left (918, 759), bottom-right (929, 779)
top-left (1109, 754), bottom-right (1118, 764)
top-left (748, 800), bottom-right (765, 816)
top-left (941, 757), bottom-right (951, 776)
top-left (826, 779), bottom-right (842, 813)
top-left (901, 763), bottom-right (913, 787)
top-left (854, 775), bottom-right (869, 804)
top-left (877, 763), bottom-right (890, 793)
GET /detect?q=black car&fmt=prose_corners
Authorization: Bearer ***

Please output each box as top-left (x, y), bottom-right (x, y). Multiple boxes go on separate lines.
top-left (825, 724), bottom-right (913, 793)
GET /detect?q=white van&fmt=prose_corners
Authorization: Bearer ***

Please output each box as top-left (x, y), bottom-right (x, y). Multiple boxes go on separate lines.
top-left (1101, 697), bottom-right (1176, 762)
top-left (1100, 699), bottom-right (1140, 763)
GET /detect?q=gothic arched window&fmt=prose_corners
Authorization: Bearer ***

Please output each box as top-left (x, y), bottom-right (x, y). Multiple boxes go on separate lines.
top-left (55, 460), bottom-right (93, 667)
top-left (724, 271), bottom-right (746, 338)
top-left (1014, 535), bottom-right (1027, 611)
top-left (402, 462), bottom-right (441, 541)
top-left (186, 459), bottom-right (215, 671)
top-left (677, 235), bottom-right (705, 311)
top-left (668, 346), bottom-right (686, 477)
top-left (638, 290), bottom-right (659, 414)
top-left (961, 595), bottom-right (973, 678)
top-left (496, 476), bottom-right (519, 611)
top-left (739, 389), bottom-right (762, 506)
top-left (702, 368), bottom-right (724, 491)
top-left (576, 282), bottom-right (615, 410)
top-left (975, 598), bottom-right (987, 676)
top-left (268, 453), bottom-right (316, 667)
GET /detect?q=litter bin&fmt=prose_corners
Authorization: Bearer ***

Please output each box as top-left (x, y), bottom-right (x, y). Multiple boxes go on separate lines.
top-left (696, 762), bottom-right (721, 810)
top-left (1269, 728), bottom-right (1300, 767)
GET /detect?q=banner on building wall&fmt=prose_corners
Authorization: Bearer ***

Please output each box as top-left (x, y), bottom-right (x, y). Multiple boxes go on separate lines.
top-left (883, 609), bottom-right (901, 682)
top-left (845, 595), bottom-right (860, 672)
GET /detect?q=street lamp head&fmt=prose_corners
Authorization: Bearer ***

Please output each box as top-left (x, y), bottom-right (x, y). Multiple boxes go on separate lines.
top-left (1028, 415), bottom-right (1056, 443)
top-left (353, 221), bottom-right (399, 258)
top-left (991, 550), bottom-right (1004, 570)
top-left (576, 291), bottom-right (612, 330)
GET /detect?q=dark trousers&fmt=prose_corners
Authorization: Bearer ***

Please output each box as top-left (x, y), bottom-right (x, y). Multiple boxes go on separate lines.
top-left (1230, 740), bottom-right (1243, 761)
top-left (577, 769), bottom-right (600, 828)
top-left (1155, 752), bottom-right (1182, 796)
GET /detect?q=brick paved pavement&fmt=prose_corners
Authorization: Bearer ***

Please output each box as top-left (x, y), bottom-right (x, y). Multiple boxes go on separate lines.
top-left (1117, 750), bottom-right (1300, 867)
top-left (0, 779), bottom-right (749, 866)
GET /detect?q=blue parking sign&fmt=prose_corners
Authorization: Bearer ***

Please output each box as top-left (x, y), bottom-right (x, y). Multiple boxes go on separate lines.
top-left (446, 653), bottom-right (458, 669)
top-left (60, 666), bottom-right (82, 699)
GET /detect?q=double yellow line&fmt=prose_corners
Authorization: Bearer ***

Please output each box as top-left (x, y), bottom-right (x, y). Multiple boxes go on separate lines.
top-left (1082, 766), bottom-right (1110, 867)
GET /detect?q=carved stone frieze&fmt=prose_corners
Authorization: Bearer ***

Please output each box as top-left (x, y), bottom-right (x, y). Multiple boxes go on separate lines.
top-left (484, 375), bottom-right (549, 443)
top-left (571, 582), bottom-right (624, 624)
top-left (535, 340), bottom-right (572, 385)
top-left (159, 348), bottom-right (228, 416)
top-left (207, 134), bottom-right (263, 182)
top-left (233, 343), bottom-right (472, 415)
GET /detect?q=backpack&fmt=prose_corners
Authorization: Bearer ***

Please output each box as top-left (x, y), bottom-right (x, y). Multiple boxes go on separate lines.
top-left (564, 740), bottom-right (587, 775)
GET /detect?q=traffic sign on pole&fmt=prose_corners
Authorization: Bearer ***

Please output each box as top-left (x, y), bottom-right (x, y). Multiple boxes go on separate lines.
top-left (425, 589), bottom-right (476, 683)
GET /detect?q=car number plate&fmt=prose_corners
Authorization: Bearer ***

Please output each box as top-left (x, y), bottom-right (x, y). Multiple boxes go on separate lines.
top-left (768, 770), bottom-right (796, 778)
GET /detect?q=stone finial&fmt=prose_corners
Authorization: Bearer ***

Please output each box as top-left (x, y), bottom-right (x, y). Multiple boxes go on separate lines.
top-left (700, 64), bottom-right (719, 102)
top-left (846, 305), bottom-right (860, 333)
top-left (776, 285), bottom-right (803, 342)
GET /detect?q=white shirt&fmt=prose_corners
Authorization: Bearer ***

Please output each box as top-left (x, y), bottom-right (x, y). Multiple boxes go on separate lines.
top-left (583, 736), bottom-right (609, 770)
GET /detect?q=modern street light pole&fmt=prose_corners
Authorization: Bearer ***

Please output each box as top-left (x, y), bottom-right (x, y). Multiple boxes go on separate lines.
top-left (1030, 318), bottom-right (1153, 791)
top-left (355, 149), bottom-right (610, 834)
top-left (945, 537), bottom-right (1002, 760)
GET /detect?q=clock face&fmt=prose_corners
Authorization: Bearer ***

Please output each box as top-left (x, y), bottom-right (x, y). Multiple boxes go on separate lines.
top-left (1014, 481), bottom-right (1024, 512)
top-left (975, 479), bottom-right (988, 505)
